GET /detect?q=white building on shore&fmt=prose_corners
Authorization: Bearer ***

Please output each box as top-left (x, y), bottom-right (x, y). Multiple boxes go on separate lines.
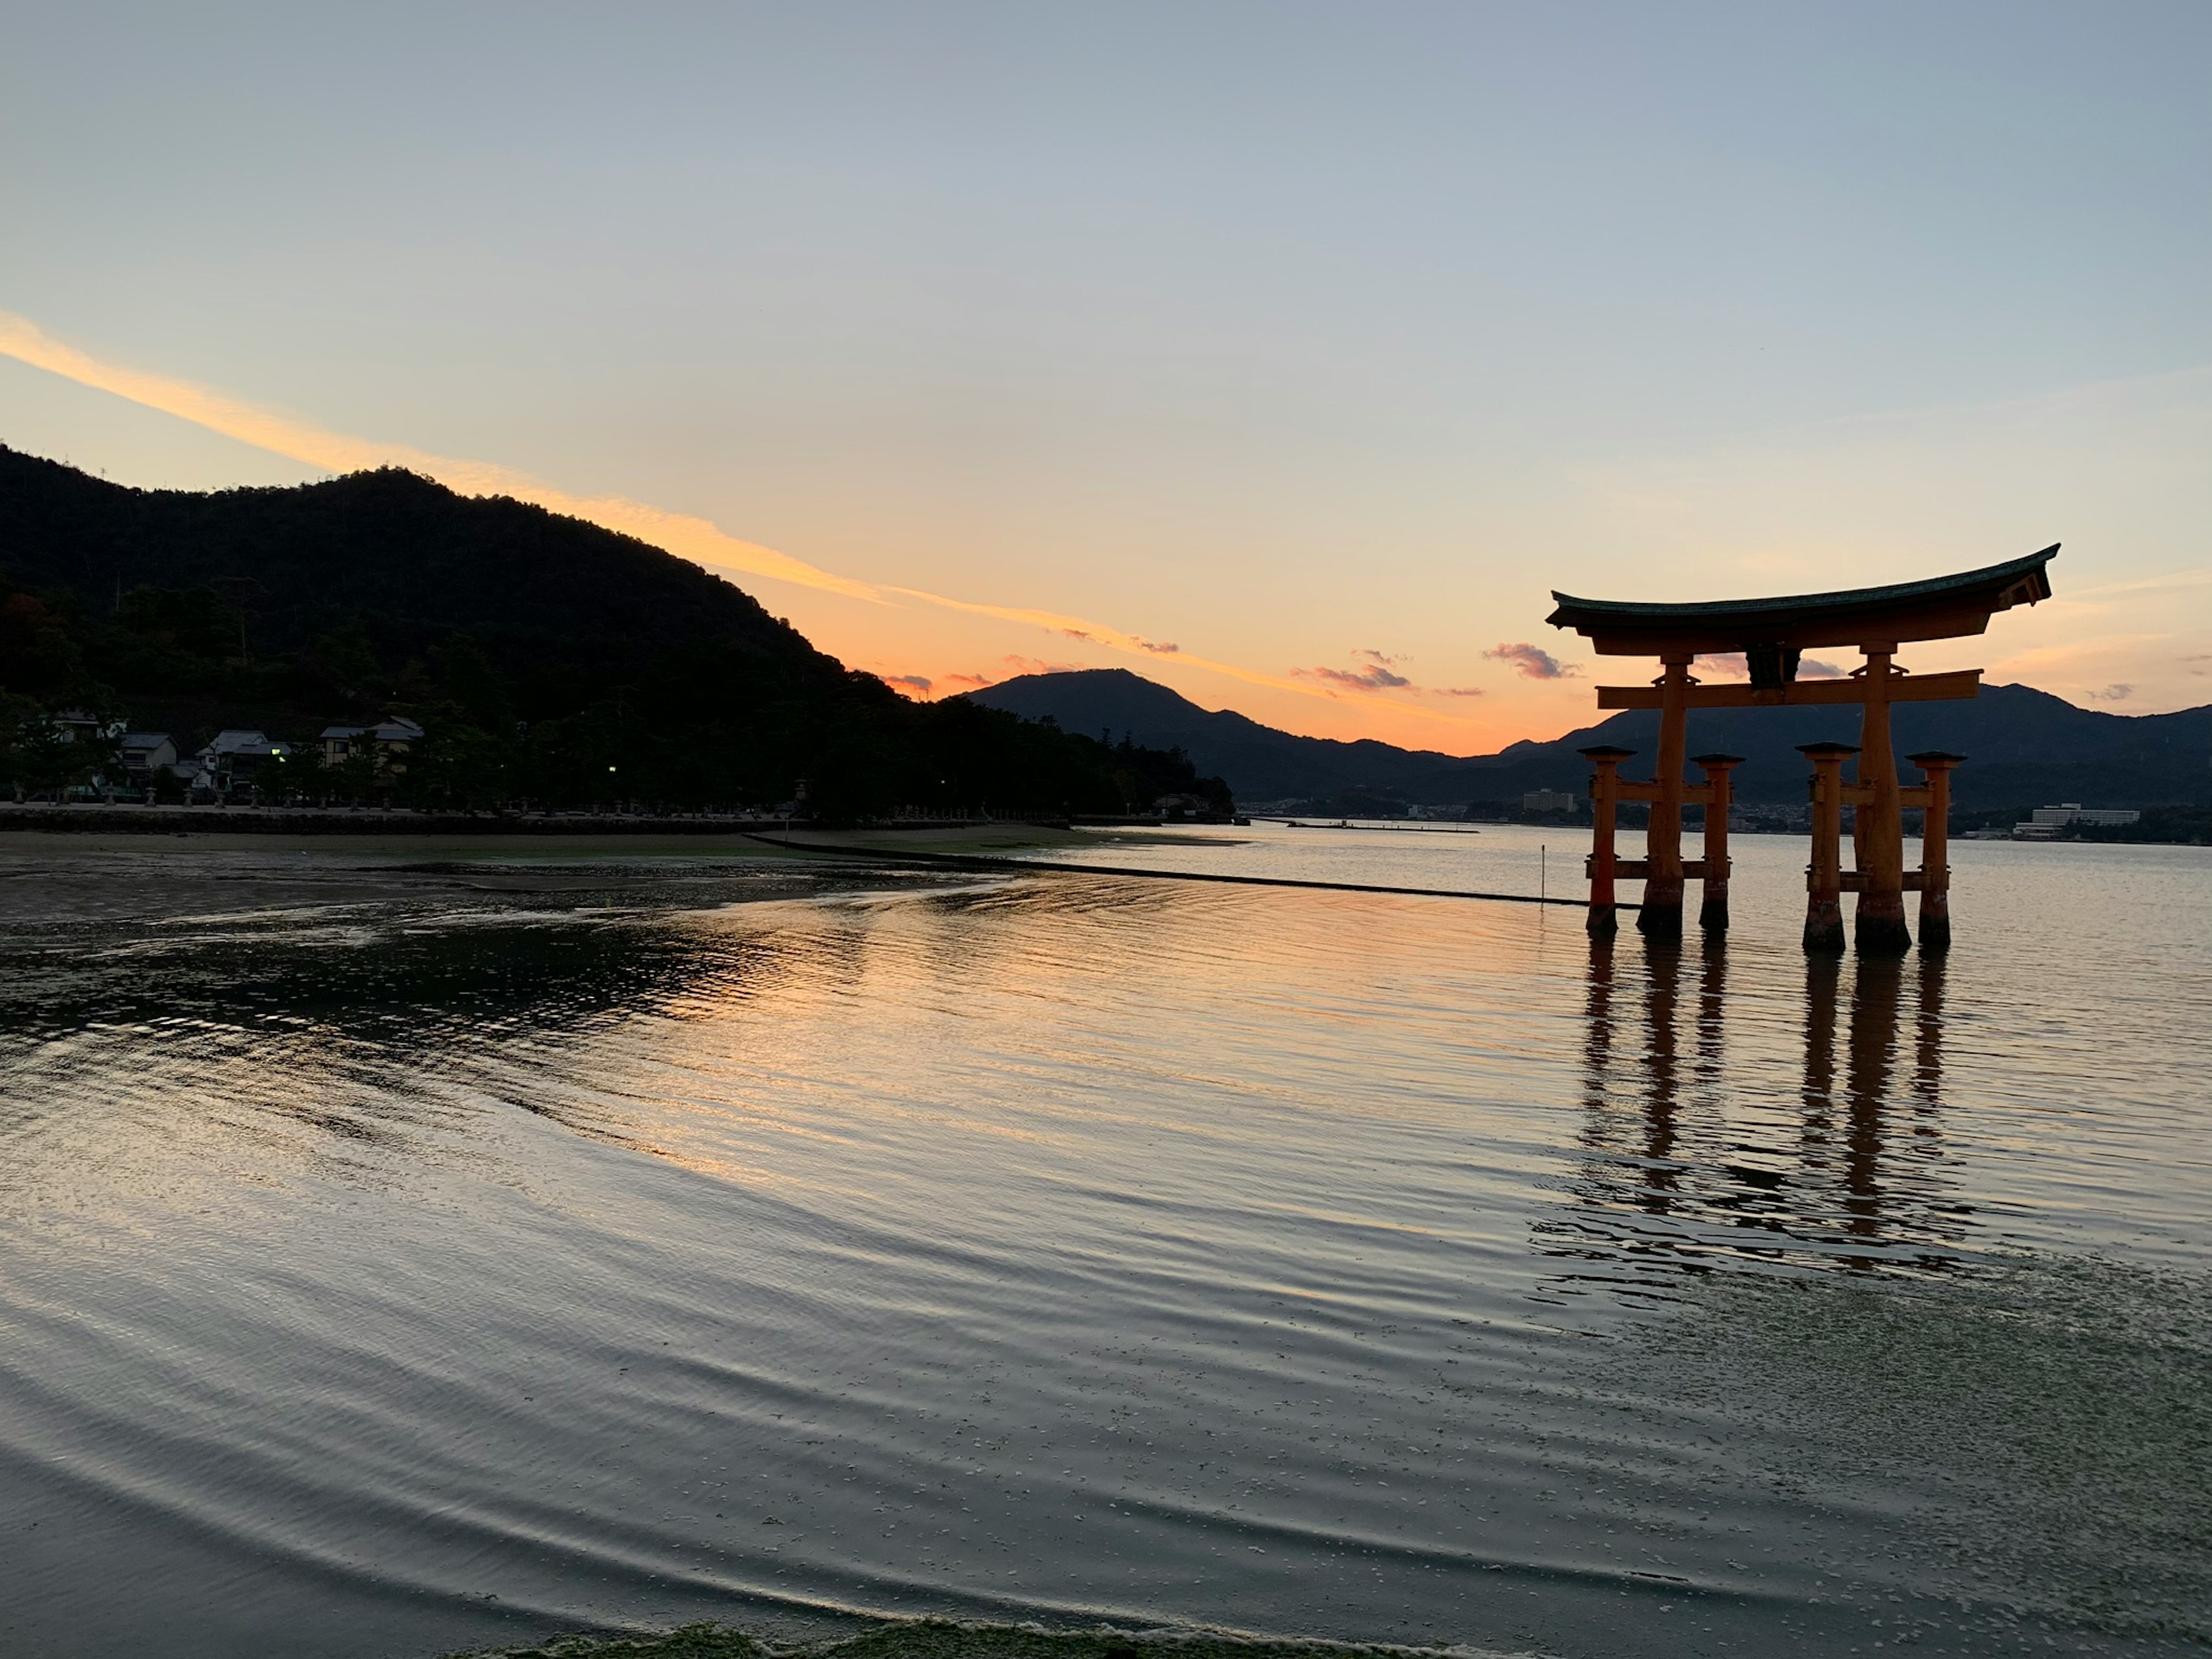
top-left (2012, 803), bottom-right (2141, 840)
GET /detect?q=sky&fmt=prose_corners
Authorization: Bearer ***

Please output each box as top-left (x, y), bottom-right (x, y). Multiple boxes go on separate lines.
top-left (3, 1), bottom-right (2209, 752)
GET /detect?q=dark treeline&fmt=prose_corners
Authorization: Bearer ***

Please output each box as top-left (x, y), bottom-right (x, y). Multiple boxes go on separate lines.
top-left (0, 450), bottom-right (1230, 820)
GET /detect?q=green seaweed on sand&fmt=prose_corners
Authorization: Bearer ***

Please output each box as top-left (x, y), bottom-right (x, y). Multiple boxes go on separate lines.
top-left (450, 1618), bottom-right (1513, 1659)
top-left (1603, 1251), bottom-right (2212, 1642)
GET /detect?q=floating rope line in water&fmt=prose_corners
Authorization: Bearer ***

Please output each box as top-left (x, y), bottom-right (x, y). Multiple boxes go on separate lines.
top-left (740, 835), bottom-right (1624, 909)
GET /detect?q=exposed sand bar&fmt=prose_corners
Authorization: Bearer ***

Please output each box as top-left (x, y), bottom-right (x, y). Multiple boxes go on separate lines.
top-left (0, 830), bottom-right (986, 927)
top-left (0, 803), bottom-right (1058, 839)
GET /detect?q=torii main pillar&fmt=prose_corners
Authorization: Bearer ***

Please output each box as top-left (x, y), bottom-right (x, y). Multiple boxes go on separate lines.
top-left (1548, 548), bottom-right (2056, 953)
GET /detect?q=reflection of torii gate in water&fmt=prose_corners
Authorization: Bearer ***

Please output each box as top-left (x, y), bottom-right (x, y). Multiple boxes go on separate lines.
top-left (1547, 547), bottom-right (2056, 954)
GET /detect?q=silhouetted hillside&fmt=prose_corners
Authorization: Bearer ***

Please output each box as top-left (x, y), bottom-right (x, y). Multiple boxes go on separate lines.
top-left (0, 444), bottom-right (838, 707)
top-left (971, 668), bottom-right (2212, 809)
top-left (0, 446), bottom-right (1220, 819)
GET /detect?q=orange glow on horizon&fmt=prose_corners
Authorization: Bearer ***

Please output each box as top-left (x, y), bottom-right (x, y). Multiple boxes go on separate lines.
top-left (0, 308), bottom-right (1571, 755)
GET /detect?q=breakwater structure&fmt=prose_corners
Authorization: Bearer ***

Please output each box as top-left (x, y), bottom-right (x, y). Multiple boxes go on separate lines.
top-left (1548, 546), bottom-right (2056, 953)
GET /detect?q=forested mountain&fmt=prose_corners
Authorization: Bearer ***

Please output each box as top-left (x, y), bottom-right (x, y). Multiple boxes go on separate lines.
top-left (0, 446), bottom-right (1226, 817)
top-left (974, 667), bottom-right (2212, 810)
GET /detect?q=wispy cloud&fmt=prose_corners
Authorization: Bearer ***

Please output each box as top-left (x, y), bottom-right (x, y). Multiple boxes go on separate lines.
top-left (0, 311), bottom-right (879, 600)
top-left (1291, 650), bottom-right (1418, 692)
top-left (881, 673), bottom-right (933, 696)
top-left (2063, 568), bottom-right (2212, 601)
top-left (911, 654), bottom-right (1094, 696)
top-left (1295, 661), bottom-right (1411, 691)
top-left (2087, 683), bottom-right (2135, 702)
top-left (1431, 686), bottom-right (1486, 698)
top-left (0, 308), bottom-right (1484, 725)
top-left (996, 654), bottom-right (1091, 680)
top-left (1990, 633), bottom-right (2171, 676)
top-left (1484, 641), bottom-right (1578, 680)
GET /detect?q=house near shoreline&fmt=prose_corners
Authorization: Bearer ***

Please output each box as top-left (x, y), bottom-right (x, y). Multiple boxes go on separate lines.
top-left (25, 711), bottom-right (431, 804)
top-left (320, 715), bottom-right (423, 773)
top-left (193, 730), bottom-right (293, 799)
top-left (118, 732), bottom-right (177, 777)
top-left (50, 709), bottom-right (125, 746)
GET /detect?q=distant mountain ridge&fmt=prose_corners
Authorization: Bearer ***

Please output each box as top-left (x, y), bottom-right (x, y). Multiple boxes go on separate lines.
top-left (970, 668), bottom-right (2212, 809)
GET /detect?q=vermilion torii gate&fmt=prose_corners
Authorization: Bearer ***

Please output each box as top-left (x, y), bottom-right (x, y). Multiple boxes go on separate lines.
top-left (1546, 547), bottom-right (2056, 955)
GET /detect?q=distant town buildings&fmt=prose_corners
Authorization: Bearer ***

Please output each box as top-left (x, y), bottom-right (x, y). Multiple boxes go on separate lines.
top-left (1733, 802), bottom-right (1812, 833)
top-left (11, 709), bottom-right (429, 805)
top-left (2012, 802), bottom-right (2141, 840)
top-left (1520, 788), bottom-right (1578, 813)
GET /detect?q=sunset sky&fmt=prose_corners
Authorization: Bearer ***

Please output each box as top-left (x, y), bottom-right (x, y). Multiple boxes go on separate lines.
top-left (3, 2), bottom-right (2208, 752)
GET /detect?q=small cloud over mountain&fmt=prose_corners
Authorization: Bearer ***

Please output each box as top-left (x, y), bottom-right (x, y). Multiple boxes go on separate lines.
top-left (1484, 642), bottom-right (1577, 680)
top-left (1293, 652), bottom-right (1412, 691)
top-left (926, 655), bottom-right (1094, 695)
top-left (1002, 654), bottom-right (1090, 678)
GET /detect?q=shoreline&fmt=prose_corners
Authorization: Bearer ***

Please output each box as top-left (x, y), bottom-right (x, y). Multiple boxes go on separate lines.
top-left (0, 802), bottom-right (1006, 838)
top-left (0, 820), bottom-right (1123, 862)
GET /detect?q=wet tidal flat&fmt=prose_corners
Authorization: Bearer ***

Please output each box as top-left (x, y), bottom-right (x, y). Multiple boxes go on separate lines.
top-left (0, 828), bottom-right (2206, 1658)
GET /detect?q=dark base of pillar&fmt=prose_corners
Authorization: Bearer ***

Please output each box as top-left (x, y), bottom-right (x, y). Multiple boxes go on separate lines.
top-left (1803, 896), bottom-right (1846, 954)
top-left (1919, 900), bottom-right (1952, 953)
top-left (1586, 903), bottom-right (1618, 937)
top-left (1637, 902), bottom-right (1683, 941)
top-left (1855, 893), bottom-right (1912, 956)
top-left (1698, 894), bottom-right (1729, 933)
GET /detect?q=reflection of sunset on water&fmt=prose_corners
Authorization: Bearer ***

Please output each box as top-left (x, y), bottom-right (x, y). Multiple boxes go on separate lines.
top-left (0, 827), bottom-right (2206, 1656)
top-left (1554, 940), bottom-right (1975, 1291)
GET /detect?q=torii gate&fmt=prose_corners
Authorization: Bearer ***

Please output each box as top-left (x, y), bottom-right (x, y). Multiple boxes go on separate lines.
top-left (1546, 547), bottom-right (2056, 954)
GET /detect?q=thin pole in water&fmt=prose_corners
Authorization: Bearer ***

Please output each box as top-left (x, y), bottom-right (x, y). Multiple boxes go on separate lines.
top-left (1540, 843), bottom-right (1547, 902)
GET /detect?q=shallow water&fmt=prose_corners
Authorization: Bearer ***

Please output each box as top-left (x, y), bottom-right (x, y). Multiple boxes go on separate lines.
top-left (0, 827), bottom-right (2206, 1657)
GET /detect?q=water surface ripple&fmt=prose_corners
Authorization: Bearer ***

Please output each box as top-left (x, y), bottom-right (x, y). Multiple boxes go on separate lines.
top-left (0, 828), bottom-right (2206, 1658)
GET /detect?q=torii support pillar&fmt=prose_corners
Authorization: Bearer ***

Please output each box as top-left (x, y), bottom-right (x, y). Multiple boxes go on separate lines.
top-left (1851, 647), bottom-right (1914, 956)
top-left (1580, 744), bottom-right (1634, 939)
top-left (1800, 742), bottom-right (1857, 955)
top-left (1637, 656), bottom-right (1695, 944)
top-left (1908, 751), bottom-right (1963, 953)
top-left (1692, 753), bottom-right (1743, 934)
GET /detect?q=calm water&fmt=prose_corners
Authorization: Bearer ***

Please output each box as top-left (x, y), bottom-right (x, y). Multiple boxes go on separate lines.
top-left (1, 826), bottom-right (2207, 1658)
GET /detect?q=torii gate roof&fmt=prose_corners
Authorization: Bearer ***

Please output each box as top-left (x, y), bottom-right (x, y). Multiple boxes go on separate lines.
top-left (1548, 545), bottom-right (2056, 656)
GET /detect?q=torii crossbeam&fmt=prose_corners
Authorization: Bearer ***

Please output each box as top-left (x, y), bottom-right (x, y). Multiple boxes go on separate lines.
top-left (1547, 547), bottom-right (2056, 954)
